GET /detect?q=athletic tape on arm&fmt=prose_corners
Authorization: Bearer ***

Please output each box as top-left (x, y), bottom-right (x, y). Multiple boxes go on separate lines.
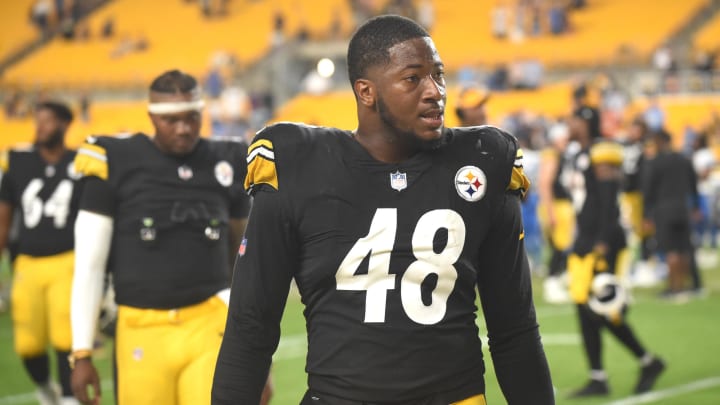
top-left (71, 210), bottom-right (114, 352)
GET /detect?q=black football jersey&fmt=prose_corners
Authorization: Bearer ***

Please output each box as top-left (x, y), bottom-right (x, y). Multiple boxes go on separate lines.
top-left (0, 147), bottom-right (80, 256)
top-left (566, 141), bottom-right (626, 254)
top-left (622, 141), bottom-right (644, 192)
top-left (214, 124), bottom-right (553, 404)
top-left (73, 134), bottom-right (251, 309)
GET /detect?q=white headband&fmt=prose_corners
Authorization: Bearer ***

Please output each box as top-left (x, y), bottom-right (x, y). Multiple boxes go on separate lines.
top-left (148, 99), bottom-right (205, 115)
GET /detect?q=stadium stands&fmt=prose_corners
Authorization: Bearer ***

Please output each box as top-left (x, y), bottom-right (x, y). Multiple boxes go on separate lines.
top-left (0, 0), bottom-right (42, 62)
top-left (0, 100), bottom-right (155, 149)
top-left (273, 82), bottom-right (577, 130)
top-left (432, 0), bottom-right (708, 69)
top-left (2, 0), bottom-right (355, 88)
top-left (694, 12), bottom-right (720, 53)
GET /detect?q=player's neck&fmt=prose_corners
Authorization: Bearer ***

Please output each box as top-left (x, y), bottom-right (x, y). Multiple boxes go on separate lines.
top-left (354, 127), bottom-right (419, 164)
top-left (37, 144), bottom-right (67, 164)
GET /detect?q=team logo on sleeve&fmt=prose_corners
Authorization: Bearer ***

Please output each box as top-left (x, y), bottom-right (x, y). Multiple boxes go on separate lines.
top-left (214, 160), bottom-right (234, 187)
top-left (455, 165), bottom-right (487, 202)
top-left (390, 170), bottom-right (407, 191)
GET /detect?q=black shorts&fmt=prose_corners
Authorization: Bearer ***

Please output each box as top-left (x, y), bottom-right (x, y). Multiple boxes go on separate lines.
top-left (654, 207), bottom-right (692, 253)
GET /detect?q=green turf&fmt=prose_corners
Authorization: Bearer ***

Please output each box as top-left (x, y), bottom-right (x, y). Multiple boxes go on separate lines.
top-left (1, 252), bottom-right (719, 404)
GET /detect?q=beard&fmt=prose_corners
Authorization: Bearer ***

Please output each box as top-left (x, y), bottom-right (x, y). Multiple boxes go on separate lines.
top-left (35, 128), bottom-right (65, 149)
top-left (376, 95), bottom-right (445, 151)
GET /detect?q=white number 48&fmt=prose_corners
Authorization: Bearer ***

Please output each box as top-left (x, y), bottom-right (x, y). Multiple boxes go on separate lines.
top-left (335, 208), bottom-right (466, 325)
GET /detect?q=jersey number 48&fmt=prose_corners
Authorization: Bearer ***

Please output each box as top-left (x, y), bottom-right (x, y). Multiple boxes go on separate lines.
top-left (336, 208), bottom-right (466, 325)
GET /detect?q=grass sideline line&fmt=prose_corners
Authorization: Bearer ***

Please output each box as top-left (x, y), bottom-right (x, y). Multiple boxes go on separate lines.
top-left (0, 379), bottom-right (113, 405)
top-left (0, 333), bottom-right (580, 404)
top-left (603, 376), bottom-right (720, 405)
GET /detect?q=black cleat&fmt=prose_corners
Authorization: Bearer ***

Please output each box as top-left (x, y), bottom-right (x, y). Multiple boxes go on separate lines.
top-left (568, 379), bottom-right (610, 398)
top-left (635, 357), bottom-right (666, 394)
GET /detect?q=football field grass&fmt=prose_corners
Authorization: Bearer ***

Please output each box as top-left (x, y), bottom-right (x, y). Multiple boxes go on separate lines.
top-left (1, 253), bottom-right (719, 404)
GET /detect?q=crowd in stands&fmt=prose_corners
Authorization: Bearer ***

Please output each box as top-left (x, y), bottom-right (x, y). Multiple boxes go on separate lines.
top-left (491, 0), bottom-right (585, 41)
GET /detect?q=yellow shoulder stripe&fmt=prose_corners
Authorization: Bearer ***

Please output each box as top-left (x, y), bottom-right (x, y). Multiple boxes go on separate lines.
top-left (590, 142), bottom-right (623, 166)
top-left (245, 139), bottom-right (278, 191)
top-left (507, 148), bottom-right (530, 197)
top-left (74, 142), bottom-right (108, 180)
top-left (0, 150), bottom-right (8, 173)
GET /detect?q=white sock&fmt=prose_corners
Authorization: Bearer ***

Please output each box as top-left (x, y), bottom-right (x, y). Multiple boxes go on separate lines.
top-left (590, 369), bottom-right (608, 381)
top-left (59, 397), bottom-right (81, 405)
top-left (641, 353), bottom-right (655, 366)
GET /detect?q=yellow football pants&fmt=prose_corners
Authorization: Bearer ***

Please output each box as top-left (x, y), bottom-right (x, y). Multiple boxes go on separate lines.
top-left (116, 295), bottom-right (227, 405)
top-left (11, 251), bottom-right (74, 356)
top-left (620, 192), bottom-right (644, 237)
top-left (568, 249), bottom-right (628, 304)
top-left (453, 394), bottom-right (486, 404)
top-left (537, 199), bottom-right (575, 250)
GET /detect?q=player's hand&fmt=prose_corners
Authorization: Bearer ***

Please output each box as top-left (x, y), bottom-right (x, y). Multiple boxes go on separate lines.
top-left (260, 374), bottom-right (273, 405)
top-left (71, 359), bottom-right (101, 405)
top-left (593, 242), bottom-right (608, 257)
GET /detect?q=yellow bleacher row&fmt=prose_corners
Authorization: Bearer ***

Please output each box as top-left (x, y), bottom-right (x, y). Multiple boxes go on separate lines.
top-left (432, 0), bottom-right (707, 69)
top-left (694, 11), bottom-right (720, 53)
top-left (2, 86), bottom-right (718, 153)
top-left (0, 0), bottom-right (43, 62)
top-left (3, 0), bottom-right (710, 88)
top-left (2, 0), bottom-right (354, 88)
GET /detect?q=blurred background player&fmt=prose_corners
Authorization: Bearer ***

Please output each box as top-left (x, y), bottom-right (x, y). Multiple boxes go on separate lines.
top-left (642, 129), bottom-right (701, 298)
top-left (68, 70), bottom-right (270, 405)
top-left (0, 101), bottom-right (81, 405)
top-left (537, 122), bottom-right (574, 303)
top-left (455, 84), bottom-right (490, 127)
top-left (565, 106), bottom-right (665, 397)
top-left (620, 117), bottom-right (659, 287)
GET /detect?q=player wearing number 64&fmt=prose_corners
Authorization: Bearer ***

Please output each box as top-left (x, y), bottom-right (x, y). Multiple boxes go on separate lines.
top-left (0, 101), bottom-right (82, 405)
top-left (213, 15), bottom-right (555, 405)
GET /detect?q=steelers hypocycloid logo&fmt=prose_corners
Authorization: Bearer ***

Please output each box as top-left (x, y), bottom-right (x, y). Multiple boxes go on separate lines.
top-left (455, 165), bottom-right (487, 202)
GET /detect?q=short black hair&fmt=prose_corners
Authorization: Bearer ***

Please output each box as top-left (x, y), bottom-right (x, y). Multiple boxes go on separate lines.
top-left (347, 15), bottom-right (429, 88)
top-left (149, 69), bottom-right (198, 94)
top-left (36, 101), bottom-right (73, 123)
top-left (573, 105), bottom-right (601, 139)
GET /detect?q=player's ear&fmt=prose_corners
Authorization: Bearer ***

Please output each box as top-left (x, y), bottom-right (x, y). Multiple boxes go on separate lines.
top-left (354, 79), bottom-right (376, 108)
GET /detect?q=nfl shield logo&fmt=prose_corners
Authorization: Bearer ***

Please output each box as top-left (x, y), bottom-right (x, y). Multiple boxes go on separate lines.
top-left (178, 165), bottom-right (193, 180)
top-left (390, 170), bottom-right (407, 191)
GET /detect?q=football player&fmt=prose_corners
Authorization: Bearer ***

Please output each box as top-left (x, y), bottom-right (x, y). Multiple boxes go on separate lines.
top-left (642, 129), bottom-right (700, 297)
top-left (68, 70), bottom-right (271, 405)
top-left (620, 117), bottom-right (658, 286)
top-left (565, 106), bottom-right (665, 397)
top-left (455, 84), bottom-right (490, 127)
top-left (537, 123), bottom-right (574, 303)
top-left (0, 101), bottom-right (81, 405)
top-left (213, 15), bottom-right (554, 404)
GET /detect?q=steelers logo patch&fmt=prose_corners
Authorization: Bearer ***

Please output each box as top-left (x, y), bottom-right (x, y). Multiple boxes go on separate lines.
top-left (455, 165), bottom-right (487, 202)
top-left (214, 160), bottom-right (234, 187)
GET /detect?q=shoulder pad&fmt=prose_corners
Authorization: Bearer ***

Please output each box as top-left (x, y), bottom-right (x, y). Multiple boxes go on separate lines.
top-left (74, 135), bottom-right (110, 180)
top-left (245, 125), bottom-right (287, 192)
top-left (487, 126), bottom-right (530, 197)
top-left (590, 141), bottom-right (623, 166)
top-left (452, 126), bottom-right (530, 197)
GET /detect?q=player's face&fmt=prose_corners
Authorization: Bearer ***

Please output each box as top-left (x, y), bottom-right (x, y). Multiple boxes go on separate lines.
top-left (149, 92), bottom-right (201, 156)
top-left (628, 123), bottom-right (644, 142)
top-left (372, 37), bottom-right (446, 144)
top-left (34, 108), bottom-right (67, 148)
top-left (568, 116), bottom-right (585, 141)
